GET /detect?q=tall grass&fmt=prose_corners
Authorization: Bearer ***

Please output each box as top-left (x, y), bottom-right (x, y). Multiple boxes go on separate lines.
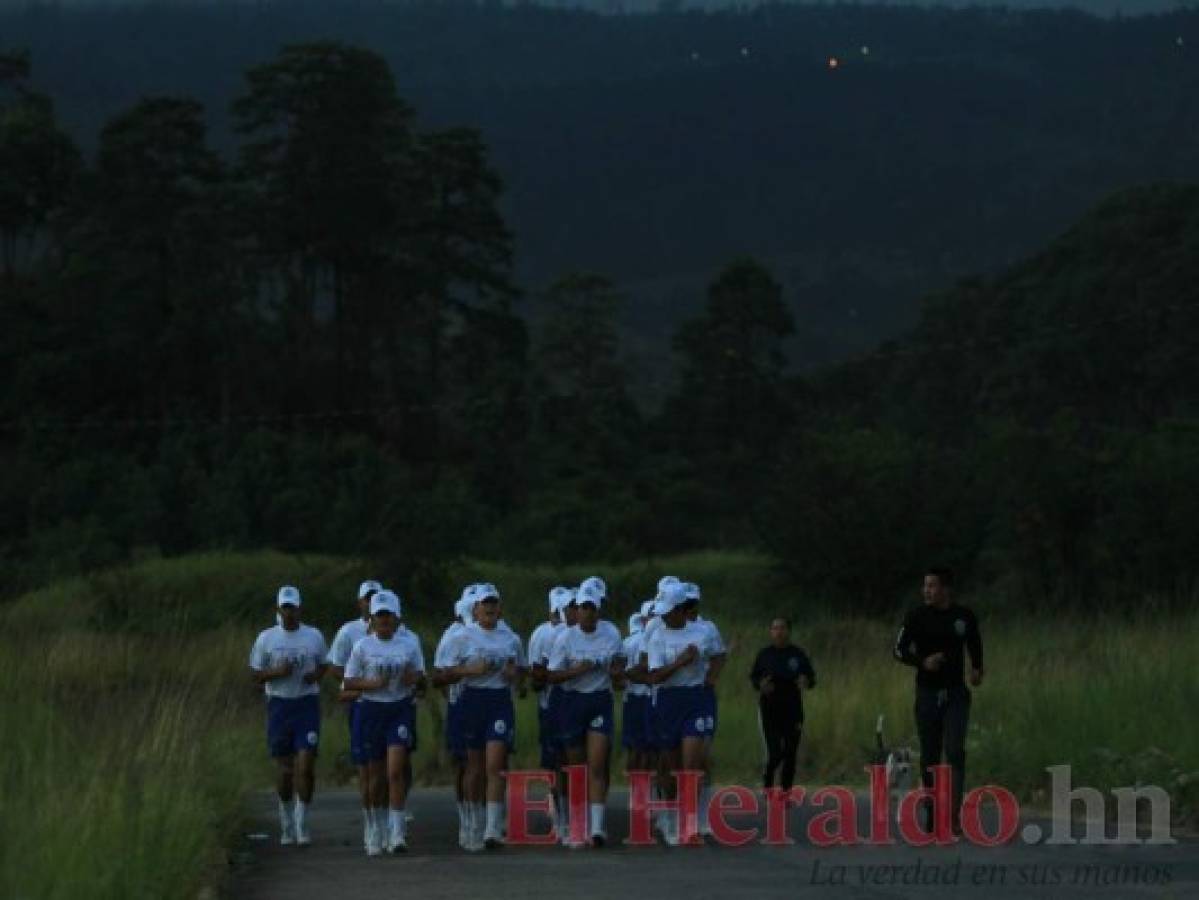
top-left (0, 627), bottom-right (263, 900)
top-left (2, 551), bottom-right (1194, 899)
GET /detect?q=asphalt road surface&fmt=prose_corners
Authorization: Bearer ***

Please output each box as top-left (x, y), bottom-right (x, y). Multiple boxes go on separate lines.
top-left (230, 787), bottom-right (1196, 900)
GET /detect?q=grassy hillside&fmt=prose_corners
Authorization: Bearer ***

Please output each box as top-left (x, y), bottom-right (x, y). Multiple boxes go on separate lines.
top-left (2, 551), bottom-right (1196, 898)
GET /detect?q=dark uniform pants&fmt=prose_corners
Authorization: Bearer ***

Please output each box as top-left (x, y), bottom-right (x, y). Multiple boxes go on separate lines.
top-left (915, 684), bottom-right (971, 826)
top-left (759, 703), bottom-right (802, 790)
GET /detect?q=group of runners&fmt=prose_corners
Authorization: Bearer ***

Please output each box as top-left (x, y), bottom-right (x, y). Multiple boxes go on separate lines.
top-left (247, 574), bottom-right (732, 853)
top-left (248, 566), bottom-right (982, 852)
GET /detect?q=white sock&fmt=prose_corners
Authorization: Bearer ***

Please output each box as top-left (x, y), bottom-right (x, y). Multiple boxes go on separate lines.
top-left (372, 807), bottom-right (388, 836)
top-left (698, 786), bottom-right (712, 831)
top-left (362, 807), bottom-right (373, 838)
top-left (293, 798), bottom-right (308, 830)
top-left (486, 801), bottom-right (503, 835)
top-left (278, 798), bottom-right (294, 828)
top-left (389, 808), bottom-right (406, 840)
top-left (471, 802), bottom-right (485, 836)
top-left (456, 801), bottom-right (467, 827)
top-left (589, 803), bottom-right (605, 836)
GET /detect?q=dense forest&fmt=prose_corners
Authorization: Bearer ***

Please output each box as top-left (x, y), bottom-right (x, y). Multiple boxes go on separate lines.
top-left (2, 3), bottom-right (1197, 610)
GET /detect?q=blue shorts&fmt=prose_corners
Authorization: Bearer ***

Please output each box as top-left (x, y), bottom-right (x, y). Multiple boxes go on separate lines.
top-left (702, 684), bottom-right (719, 737)
top-left (446, 697), bottom-right (466, 761)
top-left (356, 699), bottom-right (416, 761)
top-left (266, 695), bottom-right (321, 758)
top-left (622, 694), bottom-right (651, 750)
top-left (460, 687), bottom-right (515, 751)
top-left (539, 689), bottom-right (562, 769)
top-left (653, 686), bottom-right (711, 749)
top-left (558, 690), bottom-right (614, 745)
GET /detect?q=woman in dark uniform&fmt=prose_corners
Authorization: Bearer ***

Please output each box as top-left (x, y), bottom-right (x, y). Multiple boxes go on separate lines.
top-left (749, 617), bottom-right (816, 792)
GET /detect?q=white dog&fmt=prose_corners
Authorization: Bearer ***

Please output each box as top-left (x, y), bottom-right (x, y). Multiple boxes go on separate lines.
top-left (871, 715), bottom-right (915, 823)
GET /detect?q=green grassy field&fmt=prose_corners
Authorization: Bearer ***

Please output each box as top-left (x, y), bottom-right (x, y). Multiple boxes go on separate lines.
top-left (1, 551), bottom-right (1196, 899)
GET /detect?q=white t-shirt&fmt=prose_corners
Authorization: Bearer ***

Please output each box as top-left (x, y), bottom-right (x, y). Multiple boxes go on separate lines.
top-left (693, 615), bottom-right (726, 675)
top-left (528, 620), bottom-right (558, 710)
top-left (642, 616), bottom-right (663, 644)
top-left (548, 621), bottom-right (625, 693)
top-left (397, 625), bottom-right (426, 672)
top-left (435, 621), bottom-right (467, 704)
top-left (622, 632), bottom-right (651, 697)
top-left (646, 620), bottom-right (712, 689)
top-left (249, 624), bottom-right (329, 699)
top-left (447, 623), bottom-right (526, 690)
top-left (344, 633), bottom-right (425, 703)
top-left (527, 621), bottom-right (557, 668)
top-left (327, 618), bottom-right (370, 668)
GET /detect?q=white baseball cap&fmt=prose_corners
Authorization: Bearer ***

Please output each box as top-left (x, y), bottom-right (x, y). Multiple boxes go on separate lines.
top-left (580, 575), bottom-right (607, 600)
top-left (371, 589), bottom-right (401, 617)
top-left (640, 599), bottom-right (656, 618)
top-left (653, 582), bottom-right (688, 615)
top-left (549, 586), bottom-right (571, 613)
top-left (358, 580), bottom-right (383, 600)
top-left (576, 581), bottom-right (604, 608)
top-left (475, 582), bottom-right (501, 602)
top-left (657, 575), bottom-right (681, 594)
top-left (276, 585), bottom-right (302, 608)
top-left (684, 582), bottom-right (701, 602)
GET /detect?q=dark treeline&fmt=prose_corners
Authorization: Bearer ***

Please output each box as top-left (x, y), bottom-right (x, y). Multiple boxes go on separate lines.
top-left (4, 1), bottom-right (1199, 370)
top-left (3, 33), bottom-right (1199, 612)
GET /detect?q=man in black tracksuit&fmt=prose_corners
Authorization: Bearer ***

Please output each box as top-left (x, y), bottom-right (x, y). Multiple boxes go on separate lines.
top-left (749, 618), bottom-right (816, 791)
top-left (893, 566), bottom-right (984, 832)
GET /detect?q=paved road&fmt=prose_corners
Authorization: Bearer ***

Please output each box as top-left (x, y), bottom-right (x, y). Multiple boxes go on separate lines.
top-left (231, 788), bottom-right (1196, 900)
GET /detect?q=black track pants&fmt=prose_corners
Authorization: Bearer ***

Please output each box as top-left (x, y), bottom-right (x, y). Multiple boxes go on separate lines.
top-left (759, 704), bottom-right (803, 791)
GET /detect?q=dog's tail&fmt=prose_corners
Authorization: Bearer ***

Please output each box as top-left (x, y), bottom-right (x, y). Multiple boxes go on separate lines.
top-left (875, 714), bottom-right (886, 754)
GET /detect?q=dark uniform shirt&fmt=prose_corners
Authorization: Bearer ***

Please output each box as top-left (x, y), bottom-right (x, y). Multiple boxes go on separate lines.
top-left (893, 602), bottom-right (983, 690)
top-left (750, 644), bottom-right (816, 720)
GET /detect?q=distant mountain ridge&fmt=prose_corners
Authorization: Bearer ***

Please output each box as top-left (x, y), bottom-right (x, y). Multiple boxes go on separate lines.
top-left (3, 0), bottom-right (1197, 368)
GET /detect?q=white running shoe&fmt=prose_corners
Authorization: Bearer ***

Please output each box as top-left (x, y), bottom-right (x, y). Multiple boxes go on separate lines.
top-left (390, 830), bottom-right (408, 854)
top-left (364, 820), bottom-right (375, 854)
top-left (458, 822), bottom-right (468, 849)
top-left (295, 822), bottom-right (312, 847)
top-left (280, 822), bottom-right (296, 846)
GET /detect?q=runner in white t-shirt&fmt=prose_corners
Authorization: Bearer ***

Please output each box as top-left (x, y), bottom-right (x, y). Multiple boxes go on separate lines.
top-left (442, 584), bottom-right (525, 850)
top-left (639, 576), bottom-right (679, 821)
top-left (645, 581), bottom-right (717, 845)
top-left (343, 590), bottom-right (426, 854)
top-left (683, 581), bottom-right (725, 837)
top-left (432, 586), bottom-right (477, 848)
top-left (528, 586), bottom-right (569, 833)
top-left (327, 579), bottom-right (381, 852)
top-left (546, 576), bottom-right (625, 846)
top-left (621, 605), bottom-right (654, 777)
top-left (546, 586), bottom-right (579, 841)
top-left (248, 585), bottom-right (329, 846)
